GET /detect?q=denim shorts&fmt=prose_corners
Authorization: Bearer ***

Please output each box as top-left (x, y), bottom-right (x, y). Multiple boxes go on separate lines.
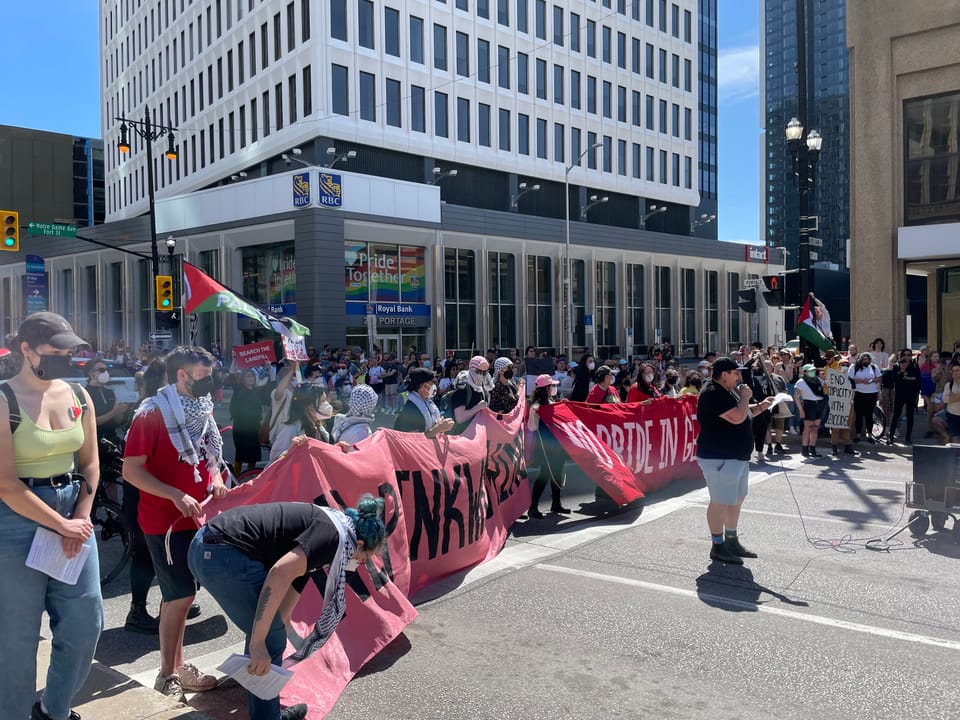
top-left (144, 530), bottom-right (199, 601)
top-left (697, 458), bottom-right (750, 506)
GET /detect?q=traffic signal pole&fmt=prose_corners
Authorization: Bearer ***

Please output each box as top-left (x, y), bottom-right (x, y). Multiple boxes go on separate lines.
top-left (795, 0), bottom-right (812, 361)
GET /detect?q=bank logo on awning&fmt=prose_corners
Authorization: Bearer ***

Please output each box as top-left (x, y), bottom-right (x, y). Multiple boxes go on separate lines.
top-left (292, 172), bottom-right (311, 207)
top-left (319, 172), bottom-right (343, 207)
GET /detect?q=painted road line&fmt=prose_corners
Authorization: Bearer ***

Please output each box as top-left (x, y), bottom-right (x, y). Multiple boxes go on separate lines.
top-left (683, 503), bottom-right (901, 531)
top-left (536, 564), bottom-right (960, 652)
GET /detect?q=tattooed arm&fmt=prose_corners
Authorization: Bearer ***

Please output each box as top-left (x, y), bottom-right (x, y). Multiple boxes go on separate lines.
top-left (247, 546), bottom-right (308, 676)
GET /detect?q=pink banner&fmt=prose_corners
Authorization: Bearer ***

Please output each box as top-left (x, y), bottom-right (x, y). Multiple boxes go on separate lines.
top-left (199, 398), bottom-right (529, 716)
top-left (539, 396), bottom-right (702, 497)
top-left (233, 340), bottom-right (276, 370)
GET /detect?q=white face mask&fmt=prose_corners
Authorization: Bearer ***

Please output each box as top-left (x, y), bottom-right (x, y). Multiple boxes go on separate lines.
top-left (317, 401), bottom-right (334, 417)
top-left (548, 386), bottom-right (558, 397)
top-left (96, 371), bottom-right (110, 384)
top-left (587, 362), bottom-right (596, 370)
top-left (428, 384), bottom-right (437, 399)
top-left (644, 373), bottom-right (655, 384)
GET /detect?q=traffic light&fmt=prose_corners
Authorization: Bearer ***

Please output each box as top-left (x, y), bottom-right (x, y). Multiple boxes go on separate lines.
top-left (736, 288), bottom-right (758, 313)
top-left (155, 275), bottom-right (174, 311)
top-left (156, 310), bottom-right (180, 329)
top-left (761, 274), bottom-right (784, 307)
top-left (1, 210), bottom-right (19, 251)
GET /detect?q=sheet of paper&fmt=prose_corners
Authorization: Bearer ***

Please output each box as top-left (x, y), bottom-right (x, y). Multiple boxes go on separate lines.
top-left (216, 652), bottom-right (294, 700)
top-left (767, 392), bottom-right (795, 410)
top-left (25, 526), bottom-right (92, 585)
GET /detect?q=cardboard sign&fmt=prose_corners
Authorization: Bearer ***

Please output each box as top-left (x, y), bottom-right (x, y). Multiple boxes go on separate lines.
top-left (825, 368), bottom-right (853, 429)
top-left (282, 335), bottom-right (309, 362)
top-left (233, 340), bottom-right (277, 370)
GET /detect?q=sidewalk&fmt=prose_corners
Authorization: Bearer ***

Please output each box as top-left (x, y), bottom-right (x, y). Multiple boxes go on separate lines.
top-left (37, 639), bottom-right (214, 720)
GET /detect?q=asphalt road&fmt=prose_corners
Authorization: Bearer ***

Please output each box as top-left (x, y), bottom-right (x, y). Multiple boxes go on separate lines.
top-left (91, 422), bottom-right (960, 720)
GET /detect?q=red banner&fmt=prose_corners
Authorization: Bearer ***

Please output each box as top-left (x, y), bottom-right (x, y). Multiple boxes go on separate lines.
top-left (538, 396), bottom-right (702, 497)
top-left (233, 340), bottom-right (276, 370)
top-left (199, 398), bottom-right (529, 716)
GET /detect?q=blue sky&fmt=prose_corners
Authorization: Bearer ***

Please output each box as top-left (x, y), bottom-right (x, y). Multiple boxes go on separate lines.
top-left (3, 1), bottom-right (760, 244)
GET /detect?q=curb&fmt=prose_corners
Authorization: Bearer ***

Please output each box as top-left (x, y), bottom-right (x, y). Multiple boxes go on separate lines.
top-left (37, 639), bottom-right (215, 720)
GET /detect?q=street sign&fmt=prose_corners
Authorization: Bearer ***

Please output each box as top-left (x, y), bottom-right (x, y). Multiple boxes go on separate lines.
top-left (809, 251), bottom-right (819, 261)
top-left (24, 254), bottom-right (47, 313)
top-left (807, 237), bottom-right (823, 247)
top-left (744, 278), bottom-right (762, 288)
top-left (583, 314), bottom-right (593, 326)
top-left (149, 332), bottom-right (173, 341)
top-left (27, 222), bottom-right (77, 238)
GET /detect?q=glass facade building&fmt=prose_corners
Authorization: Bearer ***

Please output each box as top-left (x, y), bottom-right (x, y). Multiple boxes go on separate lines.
top-left (695, 0), bottom-right (718, 239)
top-left (762, 0), bottom-right (848, 268)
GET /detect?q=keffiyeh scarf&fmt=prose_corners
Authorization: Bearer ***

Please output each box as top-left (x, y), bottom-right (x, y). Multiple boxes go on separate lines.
top-left (406, 391), bottom-right (441, 430)
top-left (290, 507), bottom-right (358, 661)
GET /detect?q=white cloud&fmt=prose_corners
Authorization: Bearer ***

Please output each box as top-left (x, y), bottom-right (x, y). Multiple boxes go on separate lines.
top-left (718, 45), bottom-right (760, 104)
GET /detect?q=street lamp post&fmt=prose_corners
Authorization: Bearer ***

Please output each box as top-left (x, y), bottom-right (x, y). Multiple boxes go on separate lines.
top-left (429, 166), bottom-right (458, 184)
top-left (565, 142), bottom-right (604, 361)
top-left (117, 107), bottom-right (178, 335)
top-left (579, 194), bottom-right (609, 220)
top-left (690, 213), bottom-right (717, 232)
top-left (325, 147), bottom-right (358, 169)
top-left (640, 204), bottom-right (667, 230)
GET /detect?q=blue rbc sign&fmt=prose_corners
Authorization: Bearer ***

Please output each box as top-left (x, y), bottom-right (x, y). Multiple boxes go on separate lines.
top-left (318, 172), bottom-right (343, 207)
top-left (292, 172), bottom-right (311, 207)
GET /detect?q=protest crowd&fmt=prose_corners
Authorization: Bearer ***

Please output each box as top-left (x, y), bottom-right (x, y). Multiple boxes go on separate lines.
top-left (2, 305), bottom-right (960, 720)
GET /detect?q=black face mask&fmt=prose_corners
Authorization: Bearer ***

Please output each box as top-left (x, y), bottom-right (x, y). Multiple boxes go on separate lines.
top-left (503, 369), bottom-right (514, 380)
top-left (187, 374), bottom-right (218, 398)
top-left (30, 352), bottom-right (73, 381)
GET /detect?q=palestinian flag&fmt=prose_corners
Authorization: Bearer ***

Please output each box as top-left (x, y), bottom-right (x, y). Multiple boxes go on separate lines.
top-left (796, 294), bottom-right (835, 352)
top-left (183, 262), bottom-right (310, 339)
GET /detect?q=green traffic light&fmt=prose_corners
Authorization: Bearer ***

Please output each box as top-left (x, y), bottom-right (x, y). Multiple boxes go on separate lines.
top-left (3, 238), bottom-right (13, 247)
top-left (161, 298), bottom-right (171, 307)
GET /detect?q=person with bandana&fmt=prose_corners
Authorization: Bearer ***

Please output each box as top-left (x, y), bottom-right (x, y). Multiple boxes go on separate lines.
top-left (0, 313), bottom-right (102, 720)
top-left (489, 357), bottom-right (522, 414)
top-left (448, 355), bottom-right (493, 434)
top-left (331, 384), bottom-right (379, 446)
top-left (393, 367), bottom-right (456, 437)
top-left (187, 495), bottom-right (387, 720)
top-left (122, 346), bottom-right (227, 703)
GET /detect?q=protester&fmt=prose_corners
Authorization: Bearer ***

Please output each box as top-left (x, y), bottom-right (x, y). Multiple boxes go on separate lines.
top-left (557, 360), bottom-right (576, 399)
top-left (795, 363), bottom-right (826, 457)
top-left (626, 362), bottom-right (661, 403)
top-left (763, 359), bottom-right (792, 456)
top-left (393, 367), bottom-right (455, 437)
top-left (868, 338), bottom-right (889, 375)
top-left (661, 368), bottom-right (681, 398)
top-left (437, 359), bottom-right (460, 399)
top-left (449, 356), bottom-right (492, 434)
top-left (849, 351), bottom-right (882, 443)
top-left (820, 351), bottom-right (855, 457)
top-left (269, 384), bottom-right (334, 464)
top-left (269, 361), bottom-right (299, 446)
top-left (940, 363), bottom-right (960, 443)
top-left (921, 351), bottom-right (945, 436)
top-left (887, 349), bottom-right (921, 445)
top-left (586, 365), bottom-right (621, 403)
top-left (122, 346), bottom-right (227, 702)
top-left (570, 352), bottom-right (595, 401)
top-left (679, 372), bottom-right (703, 396)
top-left (613, 365), bottom-right (634, 402)
top-left (230, 369), bottom-right (265, 475)
top-left (489, 357), bottom-right (521, 414)
top-left (85, 357), bottom-right (130, 440)
top-left (0, 313), bottom-right (103, 720)
top-left (743, 356), bottom-right (774, 463)
top-left (696, 357), bottom-right (772, 564)
top-left (526, 375), bottom-right (570, 518)
top-left (331, 384), bottom-right (378, 445)
top-left (188, 496), bottom-right (387, 720)
top-left (381, 353), bottom-right (402, 414)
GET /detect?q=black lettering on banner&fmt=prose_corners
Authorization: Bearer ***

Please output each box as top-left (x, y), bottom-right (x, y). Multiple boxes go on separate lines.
top-left (313, 488), bottom-right (348, 510)
top-left (408, 469), bottom-right (441, 561)
top-left (442, 468), bottom-right (465, 554)
top-left (463, 462), bottom-right (485, 545)
top-left (368, 481), bottom-right (400, 589)
top-left (346, 569), bottom-right (372, 602)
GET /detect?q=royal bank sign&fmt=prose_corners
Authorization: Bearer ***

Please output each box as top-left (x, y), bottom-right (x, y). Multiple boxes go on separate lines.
top-left (745, 245), bottom-right (769, 263)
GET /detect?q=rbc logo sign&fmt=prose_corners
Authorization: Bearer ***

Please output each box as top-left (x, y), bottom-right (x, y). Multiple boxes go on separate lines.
top-left (292, 172), bottom-right (310, 207)
top-left (318, 172), bottom-right (343, 207)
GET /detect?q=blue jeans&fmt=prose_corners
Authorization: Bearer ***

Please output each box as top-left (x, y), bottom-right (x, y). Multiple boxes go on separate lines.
top-left (0, 483), bottom-right (103, 720)
top-left (187, 528), bottom-right (287, 720)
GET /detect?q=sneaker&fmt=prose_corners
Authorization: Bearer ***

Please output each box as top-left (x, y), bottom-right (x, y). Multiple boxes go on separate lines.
top-left (831, 446), bottom-right (839, 456)
top-left (774, 443), bottom-right (787, 454)
top-left (154, 673), bottom-right (187, 704)
top-left (550, 504), bottom-right (572, 515)
top-left (527, 508), bottom-right (545, 519)
top-left (124, 603), bottom-right (160, 635)
top-left (886, 437), bottom-right (895, 446)
top-left (709, 542), bottom-right (744, 565)
top-left (765, 446), bottom-right (775, 458)
top-left (808, 448), bottom-right (821, 458)
top-left (844, 445), bottom-right (858, 455)
top-left (32, 701), bottom-right (81, 720)
top-left (865, 436), bottom-right (876, 444)
top-left (177, 663), bottom-right (218, 692)
top-left (725, 537), bottom-right (758, 559)
top-left (187, 602), bottom-right (202, 620)
top-left (281, 704), bottom-right (309, 720)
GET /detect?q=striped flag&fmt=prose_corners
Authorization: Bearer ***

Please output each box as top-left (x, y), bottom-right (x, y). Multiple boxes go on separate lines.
top-left (796, 294), bottom-right (835, 352)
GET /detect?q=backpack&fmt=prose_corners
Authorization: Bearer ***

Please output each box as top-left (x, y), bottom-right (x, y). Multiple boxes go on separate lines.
top-left (439, 385), bottom-right (472, 420)
top-left (1, 381), bottom-right (88, 435)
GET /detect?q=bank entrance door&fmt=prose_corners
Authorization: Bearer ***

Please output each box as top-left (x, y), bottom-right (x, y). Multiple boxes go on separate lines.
top-left (378, 334), bottom-right (400, 359)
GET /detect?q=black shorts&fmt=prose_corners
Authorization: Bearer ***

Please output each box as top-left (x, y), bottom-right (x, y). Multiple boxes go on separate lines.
top-left (144, 530), bottom-right (199, 601)
top-left (801, 400), bottom-right (824, 421)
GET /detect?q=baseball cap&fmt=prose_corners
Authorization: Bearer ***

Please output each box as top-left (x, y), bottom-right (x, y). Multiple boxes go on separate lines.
top-left (17, 312), bottom-right (88, 350)
top-left (618, 358), bottom-right (628, 365)
top-left (568, 361), bottom-right (578, 369)
top-left (710, 357), bottom-right (741, 376)
top-left (534, 373), bottom-right (559, 388)
top-left (802, 363), bottom-right (817, 374)
top-left (697, 360), bottom-right (711, 370)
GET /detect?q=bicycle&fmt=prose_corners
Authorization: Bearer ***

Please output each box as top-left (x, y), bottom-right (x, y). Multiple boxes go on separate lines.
top-left (870, 405), bottom-right (886, 442)
top-left (91, 437), bottom-right (134, 586)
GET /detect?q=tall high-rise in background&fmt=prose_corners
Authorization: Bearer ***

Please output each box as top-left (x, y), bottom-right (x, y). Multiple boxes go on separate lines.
top-left (694, 0), bottom-right (717, 239)
top-left (761, 0), bottom-right (848, 268)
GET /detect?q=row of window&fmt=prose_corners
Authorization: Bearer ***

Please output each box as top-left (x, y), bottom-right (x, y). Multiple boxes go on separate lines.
top-left (336, 4), bottom-right (694, 92)
top-left (444, 248), bottom-right (741, 351)
top-left (106, 66), bottom-right (312, 214)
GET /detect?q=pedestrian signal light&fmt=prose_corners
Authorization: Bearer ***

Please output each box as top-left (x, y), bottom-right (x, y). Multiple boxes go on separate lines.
top-left (155, 275), bottom-right (174, 310)
top-left (761, 275), bottom-right (785, 307)
top-left (736, 288), bottom-right (758, 314)
top-left (1, 210), bottom-right (19, 251)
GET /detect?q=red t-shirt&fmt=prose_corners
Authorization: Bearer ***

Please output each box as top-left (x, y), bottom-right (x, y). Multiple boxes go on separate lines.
top-left (124, 407), bottom-right (211, 535)
top-left (627, 385), bottom-right (660, 403)
top-left (586, 385), bottom-right (619, 404)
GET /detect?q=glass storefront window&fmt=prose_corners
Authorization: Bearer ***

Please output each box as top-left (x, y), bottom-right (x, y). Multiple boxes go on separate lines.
top-left (705, 269), bottom-right (719, 352)
top-left (444, 248), bottom-right (476, 352)
top-left (680, 268), bottom-right (697, 353)
top-left (526, 255), bottom-right (552, 348)
top-left (727, 271), bottom-right (741, 346)
top-left (572, 259), bottom-right (585, 348)
top-left (626, 263), bottom-right (645, 353)
top-left (595, 261), bottom-right (616, 346)
top-left (654, 265), bottom-right (671, 344)
top-left (904, 91), bottom-right (960, 224)
top-left (489, 252), bottom-right (517, 349)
